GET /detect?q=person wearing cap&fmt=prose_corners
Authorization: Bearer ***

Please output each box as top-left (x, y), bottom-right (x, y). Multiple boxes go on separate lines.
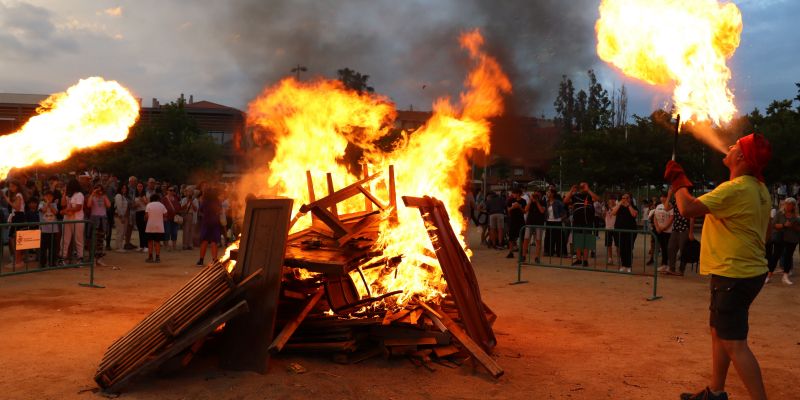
top-left (767, 196), bottom-right (799, 285)
top-left (666, 133), bottom-right (771, 400)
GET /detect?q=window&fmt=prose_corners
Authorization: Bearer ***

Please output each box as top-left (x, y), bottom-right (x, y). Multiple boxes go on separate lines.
top-left (513, 167), bottom-right (524, 177)
top-left (208, 131), bottom-right (234, 148)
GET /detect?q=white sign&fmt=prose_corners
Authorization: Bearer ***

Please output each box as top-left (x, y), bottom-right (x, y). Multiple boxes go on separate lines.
top-left (15, 230), bottom-right (41, 250)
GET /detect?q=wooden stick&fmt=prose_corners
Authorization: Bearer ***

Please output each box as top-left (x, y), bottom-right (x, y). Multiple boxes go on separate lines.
top-left (363, 164), bottom-right (373, 212)
top-left (268, 288), bottom-right (325, 353)
top-left (326, 172), bottom-right (337, 217)
top-left (388, 165), bottom-right (397, 223)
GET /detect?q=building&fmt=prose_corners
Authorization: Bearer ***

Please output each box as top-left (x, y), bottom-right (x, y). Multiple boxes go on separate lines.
top-left (0, 92), bottom-right (248, 174)
top-left (394, 110), bottom-right (561, 188)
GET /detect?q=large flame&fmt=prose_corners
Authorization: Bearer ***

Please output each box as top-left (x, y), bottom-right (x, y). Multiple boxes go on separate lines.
top-left (244, 29), bottom-right (510, 305)
top-left (0, 77), bottom-right (140, 179)
top-left (596, 0), bottom-right (742, 134)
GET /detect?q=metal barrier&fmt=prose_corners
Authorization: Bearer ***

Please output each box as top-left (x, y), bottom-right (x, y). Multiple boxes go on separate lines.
top-left (511, 224), bottom-right (661, 301)
top-left (0, 219), bottom-right (102, 288)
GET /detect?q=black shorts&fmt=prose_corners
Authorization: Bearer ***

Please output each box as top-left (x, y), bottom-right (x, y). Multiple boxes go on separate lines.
top-left (709, 273), bottom-right (766, 340)
top-left (605, 231), bottom-right (619, 247)
top-left (146, 232), bottom-right (164, 243)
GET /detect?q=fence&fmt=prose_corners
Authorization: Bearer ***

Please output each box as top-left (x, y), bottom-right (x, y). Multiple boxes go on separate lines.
top-left (0, 219), bottom-right (102, 287)
top-left (511, 224), bottom-right (661, 301)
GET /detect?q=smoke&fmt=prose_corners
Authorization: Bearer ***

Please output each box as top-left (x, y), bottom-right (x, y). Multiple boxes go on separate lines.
top-left (220, 0), bottom-right (599, 116)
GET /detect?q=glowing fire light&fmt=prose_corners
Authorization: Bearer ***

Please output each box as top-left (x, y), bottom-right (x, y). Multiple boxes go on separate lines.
top-left (243, 29), bottom-right (510, 306)
top-left (0, 77), bottom-right (140, 179)
top-left (596, 0), bottom-right (742, 147)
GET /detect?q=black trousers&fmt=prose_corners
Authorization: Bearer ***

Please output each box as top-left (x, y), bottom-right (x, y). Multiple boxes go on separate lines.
top-left (769, 240), bottom-right (798, 273)
top-left (544, 221), bottom-right (564, 257)
top-left (619, 232), bottom-right (637, 268)
top-left (40, 232), bottom-right (57, 267)
top-left (657, 232), bottom-right (670, 265)
top-left (135, 211), bottom-right (147, 249)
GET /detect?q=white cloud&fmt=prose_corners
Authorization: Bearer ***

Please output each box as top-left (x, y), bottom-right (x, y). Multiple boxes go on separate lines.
top-left (104, 6), bottom-right (122, 17)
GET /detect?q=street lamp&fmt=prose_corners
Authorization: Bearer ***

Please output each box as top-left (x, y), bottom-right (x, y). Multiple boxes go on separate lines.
top-left (291, 64), bottom-right (307, 80)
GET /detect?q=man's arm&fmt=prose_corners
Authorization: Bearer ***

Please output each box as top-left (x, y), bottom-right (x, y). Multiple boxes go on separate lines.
top-left (674, 187), bottom-right (710, 218)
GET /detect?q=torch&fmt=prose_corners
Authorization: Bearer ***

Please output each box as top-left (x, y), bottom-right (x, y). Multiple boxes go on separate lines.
top-left (671, 114), bottom-right (680, 161)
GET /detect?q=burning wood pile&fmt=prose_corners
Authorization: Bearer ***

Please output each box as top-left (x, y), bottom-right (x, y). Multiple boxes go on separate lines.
top-left (94, 168), bottom-right (502, 393)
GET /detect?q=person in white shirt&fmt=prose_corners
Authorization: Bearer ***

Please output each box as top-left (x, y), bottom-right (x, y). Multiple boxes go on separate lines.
top-left (603, 197), bottom-right (619, 265)
top-left (113, 184), bottom-right (130, 251)
top-left (144, 194), bottom-right (168, 263)
top-left (60, 179), bottom-right (86, 263)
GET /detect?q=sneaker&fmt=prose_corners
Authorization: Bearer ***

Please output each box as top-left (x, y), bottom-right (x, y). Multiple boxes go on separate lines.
top-left (607, 258), bottom-right (614, 265)
top-left (155, 256), bottom-right (161, 263)
top-left (534, 257), bottom-right (540, 264)
top-left (619, 267), bottom-right (626, 272)
top-left (196, 258), bottom-right (204, 266)
top-left (124, 243), bottom-right (136, 250)
top-left (657, 265), bottom-right (668, 272)
top-left (680, 387), bottom-right (728, 400)
top-left (571, 260), bottom-right (582, 266)
top-left (782, 273), bottom-right (793, 285)
top-left (582, 260), bottom-right (589, 267)
top-left (139, 247), bottom-right (147, 253)
top-left (506, 251), bottom-right (514, 259)
top-left (626, 267), bottom-right (632, 273)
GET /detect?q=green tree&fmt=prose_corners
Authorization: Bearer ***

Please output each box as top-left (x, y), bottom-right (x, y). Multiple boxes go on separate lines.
top-left (587, 69), bottom-right (612, 130)
top-left (337, 68), bottom-right (374, 94)
top-left (553, 75), bottom-right (575, 133)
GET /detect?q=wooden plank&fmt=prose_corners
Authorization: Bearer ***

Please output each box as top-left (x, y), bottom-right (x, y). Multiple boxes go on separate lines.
top-left (357, 185), bottom-right (386, 210)
top-left (403, 196), bottom-right (496, 352)
top-left (298, 171), bottom-right (382, 213)
top-left (219, 198), bottom-right (293, 374)
top-left (421, 305), bottom-right (503, 378)
top-left (336, 213), bottom-right (381, 246)
top-left (388, 165), bottom-right (397, 223)
top-left (383, 337), bottom-right (437, 346)
top-left (101, 301), bottom-right (249, 394)
top-left (306, 170), bottom-right (316, 202)
top-left (433, 345), bottom-right (460, 358)
top-left (326, 173), bottom-right (338, 217)
top-left (363, 164), bottom-right (373, 212)
top-left (309, 206), bottom-right (349, 238)
top-left (284, 340), bottom-right (358, 352)
top-left (268, 288), bottom-right (325, 353)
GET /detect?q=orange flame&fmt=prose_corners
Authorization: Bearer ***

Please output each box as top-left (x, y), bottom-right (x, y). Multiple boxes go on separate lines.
top-left (244, 29), bottom-right (510, 306)
top-left (596, 0), bottom-right (742, 137)
top-left (0, 77), bottom-right (140, 179)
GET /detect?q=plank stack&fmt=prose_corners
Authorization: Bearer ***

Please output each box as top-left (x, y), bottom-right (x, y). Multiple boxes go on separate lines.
top-left (94, 168), bottom-right (502, 394)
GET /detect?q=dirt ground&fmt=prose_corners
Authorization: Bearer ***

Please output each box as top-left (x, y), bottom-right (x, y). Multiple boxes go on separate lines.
top-left (0, 227), bottom-right (798, 400)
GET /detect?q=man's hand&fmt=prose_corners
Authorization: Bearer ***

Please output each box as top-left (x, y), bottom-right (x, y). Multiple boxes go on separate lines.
top-left (664, 160), bottom-right (693, 193)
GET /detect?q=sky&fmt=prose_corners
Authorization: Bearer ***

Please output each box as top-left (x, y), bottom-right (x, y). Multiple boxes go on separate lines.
top-left (0, 0), bottom-right (797, 120)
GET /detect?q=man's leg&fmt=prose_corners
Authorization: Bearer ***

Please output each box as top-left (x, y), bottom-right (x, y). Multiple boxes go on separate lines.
top-left (717, 332), bottom-right (767, 400)
top-left (709, 328), bottom-right (731, 392)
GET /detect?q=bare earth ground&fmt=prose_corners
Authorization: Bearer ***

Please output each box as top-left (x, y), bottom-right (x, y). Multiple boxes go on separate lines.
top-left (0, 226), bottom-right (798, 400)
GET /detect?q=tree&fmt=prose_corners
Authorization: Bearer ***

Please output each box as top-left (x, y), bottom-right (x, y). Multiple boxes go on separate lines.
top-left (337, 68), bottom-right (374, 94)
top-left (553, 75), bottom-right (575, 133)
top-left (574, 90), bottom-right (588, 132)
top-left (587, 69), bottom-right (612, 130)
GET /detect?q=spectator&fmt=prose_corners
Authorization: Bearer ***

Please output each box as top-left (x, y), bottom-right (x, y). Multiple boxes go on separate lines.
top-left (652, 193), bottom-right (674, 272)
top-left (544, 189), bottom-right (567, 257)
top-left (667, 194), bottom-right (695, 276)
top-left (613, 192), bottom-right (639, 273)
top-left (197, 188), bottom-right (223, 266)
top-left (144, 194), bottom-right (167, 263)
top-left (87, 184), bottom-right (111, 256)
top-left (485, 191), bottom-right (506, 249)
top-left (181, 187), bottom-right (199, 250)
top-left (39, 190), bottom-right (59, 267)
top-left (564, 182), bottom-right (600, 267)
top-left (133, 183), bottom-right (149, 252)
top-left (522, 189), bottom-right (545, 262)
top-left (768, 196), bottom-right (799, 285)
top-left (505, 189), bottom-right (526, 258)
top-left (3, 179), bottom-right (26, 268)
top-left (603, 197), bottom-right (619, 265)
top-left (161, 186), bottom-right (182, 251)
top-left (123, 176), bottom-right (138, 250)
top-left (60, 179), bottom-right (85, 263)
top-left (113, 184), bottom-right (130, 251)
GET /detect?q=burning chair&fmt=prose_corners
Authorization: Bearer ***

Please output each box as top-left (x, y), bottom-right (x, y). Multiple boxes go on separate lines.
top-left (94, 167), bottom-right (501, 393)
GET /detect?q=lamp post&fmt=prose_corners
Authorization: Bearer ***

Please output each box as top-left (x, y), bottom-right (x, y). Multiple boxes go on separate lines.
top-left (291, 64), bottom-right (307, 80)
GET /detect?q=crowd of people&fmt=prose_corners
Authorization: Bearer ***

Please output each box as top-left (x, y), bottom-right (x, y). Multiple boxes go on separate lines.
top-left (1, 170), bottom-right (241, 269)
top-left (464, 180), bottom-right (797, 284)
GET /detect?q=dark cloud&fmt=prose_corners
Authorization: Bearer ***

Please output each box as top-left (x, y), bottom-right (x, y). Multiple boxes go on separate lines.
top-left (0, 2), bottom-right (78, 60)
top-left (222, 0), bottom-right (598, 115)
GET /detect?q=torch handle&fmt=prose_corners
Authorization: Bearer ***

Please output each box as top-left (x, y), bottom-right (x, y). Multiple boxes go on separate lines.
top-left (672, 114), bottom-right (681, 161)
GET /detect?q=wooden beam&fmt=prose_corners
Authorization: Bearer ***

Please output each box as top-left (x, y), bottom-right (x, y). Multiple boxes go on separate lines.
top-left (268, 287), bottom-right (325, 353)
top-left (309, 206), bottom-right (349, 238)
top-left (363, 164), bottom-right (373, 212)
top-left (298, 171), bottom-right (382, 213)
top-left (357, 185), bottom-right (386, 210)
top-left (336, 214), bottom-right (381, 246)
top-left (421, 304), bottom-right (503, 378)
top-left (388, 165), bottom-right (398, 223)
top-left (326, 172), bottom-right (338, 217)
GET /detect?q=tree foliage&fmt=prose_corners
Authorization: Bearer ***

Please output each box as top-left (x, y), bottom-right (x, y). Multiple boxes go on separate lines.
top-left (337, 68), bottom-right (374, 94)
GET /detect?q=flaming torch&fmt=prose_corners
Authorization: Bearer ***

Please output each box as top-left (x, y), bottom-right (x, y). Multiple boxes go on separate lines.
top-left (0, 77), bottom-right (140, 179)
top-left (596, 0), bottom-right (743, 153)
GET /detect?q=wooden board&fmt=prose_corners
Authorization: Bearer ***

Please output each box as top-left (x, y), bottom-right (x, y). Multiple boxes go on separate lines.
top-left (219, 198), bottom-right (293, 373)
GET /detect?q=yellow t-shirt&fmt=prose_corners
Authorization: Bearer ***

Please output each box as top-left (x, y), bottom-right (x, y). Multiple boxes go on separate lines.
top-left (698, 175), bottom-right (770, 278)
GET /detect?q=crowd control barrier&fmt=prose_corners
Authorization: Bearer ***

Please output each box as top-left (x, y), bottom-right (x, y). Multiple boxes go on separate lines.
top-left (511, 224), bottom-right (662, 301)
top-left (0, 219), bottom-right (102, 288)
